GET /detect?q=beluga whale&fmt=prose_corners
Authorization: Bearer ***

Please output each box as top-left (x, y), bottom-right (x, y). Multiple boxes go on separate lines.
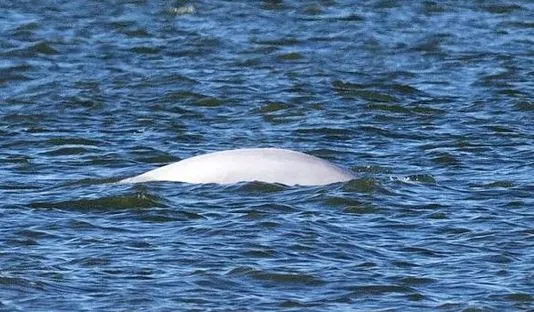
top-left (120, 148), bottom-right (354, 186)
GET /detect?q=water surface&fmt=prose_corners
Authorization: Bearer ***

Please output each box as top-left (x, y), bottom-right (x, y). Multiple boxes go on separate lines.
top-left (1, 1), bottom-right (534, 311)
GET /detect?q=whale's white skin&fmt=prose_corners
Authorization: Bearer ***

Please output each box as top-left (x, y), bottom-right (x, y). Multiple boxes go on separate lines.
top-left (120, 148), bottom-right (354, 186)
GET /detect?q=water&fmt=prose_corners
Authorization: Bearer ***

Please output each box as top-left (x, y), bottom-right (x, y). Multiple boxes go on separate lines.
top-left (1, 1), bottom-right (534, 310)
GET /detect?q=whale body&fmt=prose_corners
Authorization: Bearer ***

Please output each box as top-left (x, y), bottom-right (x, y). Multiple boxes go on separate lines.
top-left (120, 148), bottom-right (354, 186)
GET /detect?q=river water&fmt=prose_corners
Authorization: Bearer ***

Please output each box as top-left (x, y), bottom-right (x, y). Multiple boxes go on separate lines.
top-left (1, 1), bottom-right (534, 311)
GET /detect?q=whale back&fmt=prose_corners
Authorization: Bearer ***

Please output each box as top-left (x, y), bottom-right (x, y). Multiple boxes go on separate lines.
top-left (120, 148), bottom-right (354, 186)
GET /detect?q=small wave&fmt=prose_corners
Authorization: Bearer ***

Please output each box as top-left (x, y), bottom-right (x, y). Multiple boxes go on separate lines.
top-left (233, 181), bottom-right (287, 193)
top-left (3, 41), bottom-right (59, 57)
top-left (29, 192), bottom-right (167, 211)
top-left (226, 266), bottom-right (324, 286)
top-left (343, 284), bottom-right (416, 296)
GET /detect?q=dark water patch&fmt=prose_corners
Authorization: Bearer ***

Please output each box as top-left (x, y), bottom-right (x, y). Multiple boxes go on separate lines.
top-left (157, 73), bottom-right (199, 87)
top-left (76, 256), bottom-right (113, 268)
top-left (343, 284), bottom-right (416, 296)
top-left (0, 181), bottom-right (41, 192)
top-left (237, 268), bottom-right (325, 286)
top-left (342, 204), bottom-right (379, 215)
top-left (475, 72), bottom-right (513, 88)
top-left (505, 201), bottom-right (525, 209)
top-left (233, 181), bottom-right (287, 194)
top-left (125, 239), bottom-right (156, 251)
top-left (392, 261), bottom-right (420, 269)
top-left (3, 40), bottom-right (59, 57)
top-left (258, 101), bottom-right (289, 113)
top-left (324, 196), bottom-right (366, 208)
top-left (504, 292), bottom-right (533, 303)
top-left (4, 155), bottom-right (32, 165)
top-left (373, 0), bottom-right (404, 9)
top-left (504, 21), bottom-right (534, 29)
top-left (129, 46), bottom-right (161, 55)
top-left (277, 52), bottom-right (304, 61)
top-left (480, 253), bottom-right (514, 264)
top-left (367, 103), bottom-right (411, 114)
top-left (12, 21), bottom-right (40, 32)
top-left (16, 229), bottom-right (59, 240)
top-left (2, 112), bottom-right (48, 124)
top-left (194, 96), bottom-right (223, 107)
top-left (390, 83), bottom-right (425, 96)
top-left (406, 293), bottom-right (426, 302)
top-left (472, 181), bottom-right (514, 189)
top-left (497, 88), bottom-right (527, 98)
top-left (421, 1), bottom-right (446, 14)
top-left (431, 152), bottom-right (461, 167)
top-left (46, 137), bottom-right (102, 146)
top-left (367, 102), bottom-right (444, 119)
top-left (253, 37), bottom-right (300, 46)
top-left (484, 125), bottom-right (516, 134)
top-left (236, 203), bottom-right (299, 216)
top-left (121, 27), bottom-right (151, 39)
top-left (28, 192), bottom-right (166, 211)
top-left (294, 127), bottom-right (352, 140)
top-left (514, 100), bottom-right (534, 111)
top-left (454, 140), bottom-right (493, 154)
top-left (307, 148), bottom-right (345, 160)
top-left (136, 209), bottom-right (205, 223)
top-left (163, 91), bottom-right (223, 108)
top-left (0, 73), bottom-right (32, 84)
top-left (234, 57), bottom-right (262, 67)
top-left (332, 80), bottom-right (396, 102)
top-left (336, 13), bottom-right (364, 22)
top-left (110, 20), bottom-right (150, 38)
top-left (357, 125), bottom-right (426, 140)
top-left (261, 1), bottom-right (288, 11)
top-left (57, 176), bottom-right (123, 188)
top-left (397, 276), bottom-right (436, 287)
top-left (0, 275), bottom-right (47, 291)
top-left (40, 147), bottom-right (96, 156)
top-left (411, 104), bottom-right (446, 116)
top-left (192, 274), bottom-right (242, 291)
top-left (409, 35), bottom-right (446, 54)
top-left (400, 246), bottom-right (443, 258)
top-left (128, 147), bottom-right (177, 164)
top-left (482, 4), bottom-right (522, 14)
top-left (331, 80), bottom-right (365, 93)
top-left (342, 177), bottom-right (385, 194)
top-left (297, 10), bottom-right (364, 22)
top-left (84, 153), bottom-right (127, 167)
top-left (302, 4), bottom-right (322, 16)
top-left (261, 108), bottom-right (305, 124)
top-left (242, 248), bottom-right (276, 258)
top-left (278, 299), bottom-right (317, 309)
top-left (67, 219), bottom-right (100, 230)
top-left (5, 237), bottom-right (39, 246)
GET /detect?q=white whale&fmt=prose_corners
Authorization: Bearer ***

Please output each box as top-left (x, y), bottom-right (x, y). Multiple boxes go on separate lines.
top-left (120, 148), bottom-right (354, 186)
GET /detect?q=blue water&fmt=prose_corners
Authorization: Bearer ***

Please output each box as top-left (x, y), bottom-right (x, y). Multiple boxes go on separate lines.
top-left (1, 1), bottom-right (534, 311)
